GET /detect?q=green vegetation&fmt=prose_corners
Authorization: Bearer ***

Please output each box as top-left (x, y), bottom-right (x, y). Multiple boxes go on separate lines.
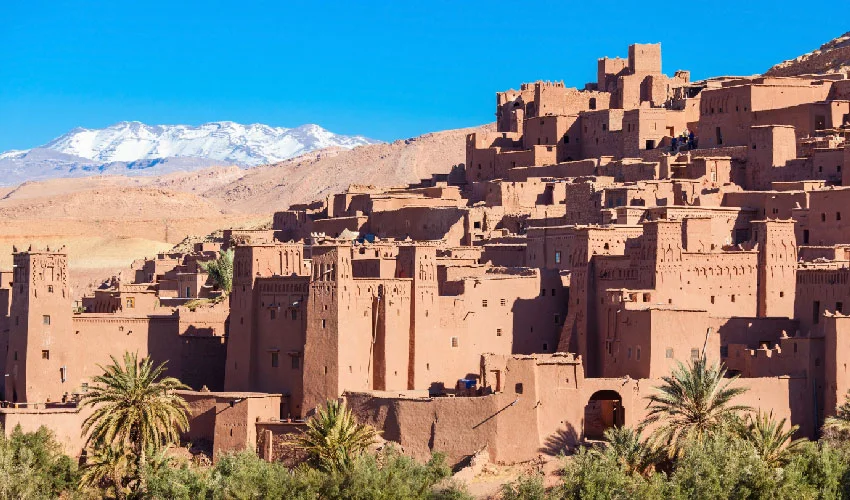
top-left (79, 352), bottom-right (190, 498)
top-left (200, 248), bottom-right (234, 296)
top-left (515, 361), bottom-right (850, 499)
top-left (6, 353), bottom-right (850, 498)
top-left (290, 399), bottom-right (379, 473)
top-left (643, 357), bottom-right (750, 457)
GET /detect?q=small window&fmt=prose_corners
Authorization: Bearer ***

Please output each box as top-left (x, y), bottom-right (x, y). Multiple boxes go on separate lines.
top-left (665, 348), bottom-right (673, 359)
top-left (543, 343), bottom-right (548, 351)
top-left (627, 347), bottom-right (632, 359)
top-left (43, 315), bottom-right (50, 326)
top-left (731, 295), bottom-right (736, 303)
top-left (541, 289), bottom-right (546, 296)
top-left (473, 221), bottom-right (481, 229)
top-left (690, 349), bottom-right (700, 362)
top-left (270, 309), bottom-right (277, 320)
top-left (780, 291), bottom-right (785, 298)
top-left (822, 213), bottom-right (826, 222)
top-left (837, 302), bottom-right (844, 314)
top-left (185, 286), bottom-right (191, 298)
top-left (515, 383), bottom-right (524, 394)
top-left (291, 309), bottom-right (297, 320)
top-left (554, 314), bottom-right (560, 324)
top-left (552, 288), bottom-right (556, 296)
top-left (710, 296), bottom-right (715, 305)
top-left (126, 297), bottom-right (135, 308)
top-left (837, 212), bottom-right (842, 221)
top-left (636, 347), bottom-right (641, 361)
top-left (271, 352), bottom-right (279, 368)
top-left (555, 251), bottom-right (561, 264)
top-left (321, 319), bottom-right (326, 329)
top-left (48, 285), bottom-right (54, 293)
top-left (292, 356), bottom-right (300, 369)
top-left (720, 345), bottom-right (729, 358)
top-left (60, 366), bottom-right (67, 383)
top-left (500, 298), bottom-right (506, 306)
top-left (41, 350), bottom-right (49, 360)
top-left (13, 351), bottom-right (17, 361)
top-left (496, 328), bottom-right (502, 337)
top-left (482, 299), bottom-right (488, 308)
top-left (814, 301), bottom-right (821, 324)
top-left (451, 336), bottom-right (459, 348)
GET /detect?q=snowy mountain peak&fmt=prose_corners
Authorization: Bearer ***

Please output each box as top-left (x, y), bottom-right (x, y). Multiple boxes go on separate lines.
top-left (36, 121), bottom-right (378, 167)
top-left (0, 121), bottom-right (381, 186)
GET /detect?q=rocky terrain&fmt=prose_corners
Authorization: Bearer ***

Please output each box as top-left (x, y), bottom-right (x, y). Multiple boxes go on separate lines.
top-left (765, 31), bottom-right (850, 77)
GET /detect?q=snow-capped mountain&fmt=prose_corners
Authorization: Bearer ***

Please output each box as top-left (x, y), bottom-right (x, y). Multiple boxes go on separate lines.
top-left (0, 121), bottom-right (380, 185)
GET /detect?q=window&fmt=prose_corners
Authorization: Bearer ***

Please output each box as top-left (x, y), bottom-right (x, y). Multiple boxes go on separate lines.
top-left (554, 314), bottom-right (560, 324)
top-left (665, 348), bottom-right (673, 359)
top-left (451, 336), bottom-right (459, 348)
top-left (628, 347), bottom-right (632, 359)
top-left (645, 139), bottom-right (656, 150)
top-left (48, 285), bottom-right (53, 293)
top-left (731, 294), bottom-right (736, 303)
top-left (126, 297), bottom-right (135, 308)
top-left (321, 319), bottom-right (326, 329)
top-left (41, 350), bottom-right (49, 360)
top-left (43, 315), bottom-right (50, 326)
top-left (691, 349), bottom-right (700, 362)
top-left (602, 123), bottom-right (607, 131)
top-left (837, 302), bottom-right (844, 314)
top-left (543, 343), bottom-right (548, 351)
top-left (552, 289), bottom-right (556, 296)
top-left (496, 328), bottom-right (502, 337)
top-left (292, 356), bottom-right (300, 369)
top-left (482, 299), bottom-right (488, 307)
top-left (720, 345), bottom-right (729, 358)
top-left (13, 351), bottom-right (17, 361)
top-left (554, 251), bottom-right (561, 264)
top-left (473, 221), bottom-right (481, 229)
top-left (500, 298), bottom-right (506, 306)
top-left (291, 309), bottom-right (297, 320)
top-left (822, 213), bottom-right (826, 222)
top-left (541, 289), bottom-right (546, 296)
top-left (803, 230), bottom-right (810, 244)
top-left (185, 286), bottom-right (191, 298)
top-left (838, 212), bottom-right (842, 221)
top-left (813, 301), bottom-right (821, 324)
top-left (710, 296), bottom-right (715, 305)
top-left (271, 352), bottom-right (279, 368)
top-left (270, 309), bottom-right (276, 320)
top-left (60, 366), bottom-right (67, 383)
top-left (589, 98), bottom-right (597, 110)
top-left (636, 347), bottom-right (641, 361)
top-left (780, 291), bottom-right (785, 298)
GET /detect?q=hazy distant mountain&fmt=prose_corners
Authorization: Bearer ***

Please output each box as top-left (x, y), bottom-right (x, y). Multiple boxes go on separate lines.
top-left (0, 121), bottom-right (380, 185)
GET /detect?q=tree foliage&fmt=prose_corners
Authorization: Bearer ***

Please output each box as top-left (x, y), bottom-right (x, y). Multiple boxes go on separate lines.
top-left (291, 399), bottom-right (379, 473)
top-left (201, 248), bottom-right (234, 295)
top-left (643, 357), bottom-right (750, 456)
top-left (79, 352), bottom-right (189, 497)
top-left (0, 425), bottom-right (77, 500)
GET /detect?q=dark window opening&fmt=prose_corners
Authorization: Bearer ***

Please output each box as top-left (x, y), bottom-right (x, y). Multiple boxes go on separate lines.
top-left (271, 352), bottom-right (279, 368)
top-left (813, 301), bottom-right (821, 324)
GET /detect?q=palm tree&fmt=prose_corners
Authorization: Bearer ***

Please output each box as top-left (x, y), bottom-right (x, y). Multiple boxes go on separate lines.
top-left (80, 352), bottom-right (189, 494)
top-left (823, 390), bottom-right (850, 438)
top-left (291, 399), bottom-right (379, 473)
top-left (643, 357), bottom-right (750, 457)
top-left (595, 426), bottom-right (664, 476)
top-left (201, 248), bottom-right (234, 296)
top-left (738, 410), bottom-right (806, 467)
top-left (78, 444), bottom-right (132, 499)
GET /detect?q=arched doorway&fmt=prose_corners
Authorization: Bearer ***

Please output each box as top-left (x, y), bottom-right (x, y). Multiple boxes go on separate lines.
top-left (584, 390), bottom-right (625, 440)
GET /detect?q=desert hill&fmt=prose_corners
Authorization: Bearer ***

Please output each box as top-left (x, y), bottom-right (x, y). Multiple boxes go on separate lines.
top-left (765, 32), bottom-right (850, 77)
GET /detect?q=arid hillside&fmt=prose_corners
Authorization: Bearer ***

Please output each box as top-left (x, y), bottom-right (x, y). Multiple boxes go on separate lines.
top-left (765, 32), bottom-right (850, 76)
top-left (0, 124), bottom-right (488, 296)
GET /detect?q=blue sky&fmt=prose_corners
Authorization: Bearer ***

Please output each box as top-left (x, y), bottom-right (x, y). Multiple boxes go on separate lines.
top-left (0, 1), bottom-right (846, 152)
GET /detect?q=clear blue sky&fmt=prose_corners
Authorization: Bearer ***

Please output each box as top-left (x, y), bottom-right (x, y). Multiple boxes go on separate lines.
top-left (0, 1), bottom-right (846, 152)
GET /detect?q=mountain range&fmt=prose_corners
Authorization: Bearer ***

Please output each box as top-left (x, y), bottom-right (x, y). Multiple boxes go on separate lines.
top-left (0, 121), bottom-right (379, 185)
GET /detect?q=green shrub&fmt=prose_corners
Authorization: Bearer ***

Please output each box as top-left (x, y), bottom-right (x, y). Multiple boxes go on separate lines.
top-left (0, 425), bottom-right (78, 500)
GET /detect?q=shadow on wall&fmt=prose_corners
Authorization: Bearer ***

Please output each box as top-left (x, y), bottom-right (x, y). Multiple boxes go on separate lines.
top-left (539, 422), bottom-right (580, 456)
